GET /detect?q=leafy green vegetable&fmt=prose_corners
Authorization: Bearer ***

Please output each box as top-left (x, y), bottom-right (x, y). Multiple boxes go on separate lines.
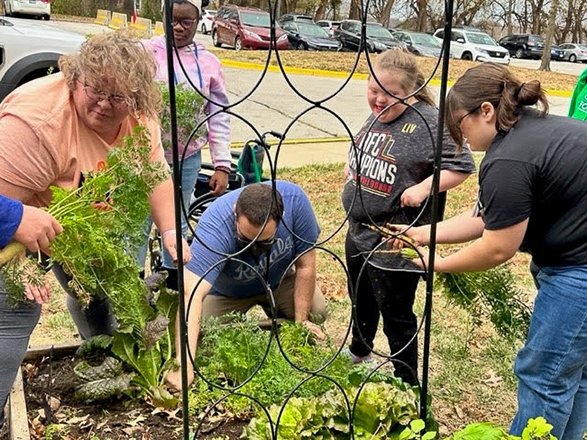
top-left (448, 417), bottom-right (556, 440)
top-left (76, 335), bottom-right (113, 358)
top-left (436, 266), bottom-right (532, 340)
top-left (74, 373), bottom-right (134, 402)
top-left (159, 81), bottom-right (208, 151)
top-left (243, 381), bottom-right (421, 439)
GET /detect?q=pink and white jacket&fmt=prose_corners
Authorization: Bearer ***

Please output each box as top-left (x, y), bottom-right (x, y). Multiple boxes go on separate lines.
top-left (142, 36), bottom-right (231, 169)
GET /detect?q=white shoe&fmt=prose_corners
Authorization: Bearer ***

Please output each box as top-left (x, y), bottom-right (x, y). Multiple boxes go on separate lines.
top-left (342, 348), bottom-right (373, 365)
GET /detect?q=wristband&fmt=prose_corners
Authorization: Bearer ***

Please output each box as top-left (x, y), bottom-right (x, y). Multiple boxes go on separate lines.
top-left (215, 166), bottom-right (231, 175)
top-left (162, 229), bottom-right (176, 239)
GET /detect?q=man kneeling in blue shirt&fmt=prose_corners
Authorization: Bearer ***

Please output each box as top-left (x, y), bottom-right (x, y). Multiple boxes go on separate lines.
top-left (165, 181), bottom-right (327, 390)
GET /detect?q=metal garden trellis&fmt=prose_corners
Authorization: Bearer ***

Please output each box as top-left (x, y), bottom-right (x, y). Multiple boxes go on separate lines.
top-left (162, 0), bottom-right (455, 436)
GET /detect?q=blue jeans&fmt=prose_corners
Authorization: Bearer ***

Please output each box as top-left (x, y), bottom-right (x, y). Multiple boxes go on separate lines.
top-left (510, 264), bottom-right (587, 440)
top-left (137, 151), bottom-right (202, 270)
top-left (0, 292), bottom-right (41, 427)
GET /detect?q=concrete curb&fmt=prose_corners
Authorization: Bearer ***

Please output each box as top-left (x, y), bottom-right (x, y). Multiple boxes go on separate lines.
top-left (220, 59), bottom-right (573, 97)
top-left (229, 136), bottom-right (350, 148)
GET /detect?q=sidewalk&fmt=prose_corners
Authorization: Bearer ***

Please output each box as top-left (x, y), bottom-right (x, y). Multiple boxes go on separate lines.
top-left (201, 139), bottom-right (349, 169)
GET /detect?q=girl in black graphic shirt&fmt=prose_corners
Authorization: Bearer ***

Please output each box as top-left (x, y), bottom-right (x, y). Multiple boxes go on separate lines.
top-left (341, 49), bottom-right (475, 385)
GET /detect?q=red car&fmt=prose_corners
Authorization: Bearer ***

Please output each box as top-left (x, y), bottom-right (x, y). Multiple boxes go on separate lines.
top-left (212, 5), bottom-right (289, 50)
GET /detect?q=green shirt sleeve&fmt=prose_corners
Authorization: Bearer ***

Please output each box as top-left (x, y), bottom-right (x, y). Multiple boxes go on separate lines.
top-left (569, 69), bottom-right (587, 120)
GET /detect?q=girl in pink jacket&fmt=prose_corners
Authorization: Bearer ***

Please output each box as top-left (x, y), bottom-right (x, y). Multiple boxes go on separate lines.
top-left (141, 0), bottom-right (231, 289)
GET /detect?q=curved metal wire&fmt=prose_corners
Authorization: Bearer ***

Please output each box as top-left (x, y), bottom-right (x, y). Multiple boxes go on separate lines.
top-left (161, 0), bottom-right (456, 435)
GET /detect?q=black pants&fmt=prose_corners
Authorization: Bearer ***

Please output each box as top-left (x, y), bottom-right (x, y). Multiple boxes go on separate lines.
top-left (346, 233), bottom-right (420, 385)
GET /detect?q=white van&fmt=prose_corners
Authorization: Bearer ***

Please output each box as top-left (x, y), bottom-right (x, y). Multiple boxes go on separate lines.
top-left (433, 28), bottom-right (510, 65)
top-left (4, 0), bottom-right (51, 20)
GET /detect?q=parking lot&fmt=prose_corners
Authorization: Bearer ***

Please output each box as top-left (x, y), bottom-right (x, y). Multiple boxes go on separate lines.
top-left (40, 18), bottom-right (587, 76)
top-left (9, 17), bottom-right (574, 144)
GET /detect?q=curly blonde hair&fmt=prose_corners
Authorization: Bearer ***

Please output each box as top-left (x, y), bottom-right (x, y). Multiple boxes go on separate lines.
top-left (59, 30), bottom-right (161, 119)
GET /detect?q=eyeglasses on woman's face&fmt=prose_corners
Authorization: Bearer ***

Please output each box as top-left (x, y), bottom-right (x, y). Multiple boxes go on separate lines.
top-left (456, 105), bottom-right (482, 127)
top-left (78, 81), bottom-right (128, 109)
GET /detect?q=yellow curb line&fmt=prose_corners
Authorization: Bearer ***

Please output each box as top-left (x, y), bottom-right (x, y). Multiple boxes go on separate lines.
top-left (220, 59), bottom-right (573, 97)
top-left (229, 137), bottom-right (351, 148)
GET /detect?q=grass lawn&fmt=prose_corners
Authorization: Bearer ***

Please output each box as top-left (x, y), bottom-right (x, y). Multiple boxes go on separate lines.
top-left (209, 48), bottom-right (580, 93)
top-left (32, 160), bottom-right (535, 435)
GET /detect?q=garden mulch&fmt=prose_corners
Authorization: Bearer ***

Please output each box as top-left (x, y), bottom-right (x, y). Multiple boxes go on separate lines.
top-left (22, 355), bottom-right (247, 440)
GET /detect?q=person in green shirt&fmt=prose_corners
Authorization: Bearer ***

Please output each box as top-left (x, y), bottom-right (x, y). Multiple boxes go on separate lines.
top-left (569, 68), bottom-right (587, 120)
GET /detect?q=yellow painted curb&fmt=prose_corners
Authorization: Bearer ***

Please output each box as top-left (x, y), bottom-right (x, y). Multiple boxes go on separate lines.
top-left (220, 59), bottom-right (573, 97)
top-left (229, 136), bottom-right (351, 148)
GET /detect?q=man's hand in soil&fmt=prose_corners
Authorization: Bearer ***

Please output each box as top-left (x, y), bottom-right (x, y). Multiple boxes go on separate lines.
top-left (301, 320), bottom-right (325, 340)
top-left (165, 363), bottom-right (194, 392)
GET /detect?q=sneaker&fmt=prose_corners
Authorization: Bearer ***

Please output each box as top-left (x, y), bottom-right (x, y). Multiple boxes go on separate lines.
top-left (342, 348), bottom-right (374, 365)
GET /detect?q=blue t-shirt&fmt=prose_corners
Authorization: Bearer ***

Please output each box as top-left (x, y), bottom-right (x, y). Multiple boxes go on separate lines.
top-left (186, 181), bottom-right (320, 298)
top-left (0, 195), bottom-right (23, 248)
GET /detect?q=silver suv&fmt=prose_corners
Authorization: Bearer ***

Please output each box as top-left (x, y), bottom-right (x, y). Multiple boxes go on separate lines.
top-left (0, 17), bottom-right (85, 101)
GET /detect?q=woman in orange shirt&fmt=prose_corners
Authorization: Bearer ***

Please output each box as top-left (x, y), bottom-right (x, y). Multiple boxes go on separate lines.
top-left (0, 31), bottom-right (190, 427)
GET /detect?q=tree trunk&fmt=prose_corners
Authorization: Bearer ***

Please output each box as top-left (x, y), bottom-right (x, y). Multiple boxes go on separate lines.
top-left (314, 0), bottom-right (328, 20)
top-left (539, 0), bottom-right (559, 71)
top-left (507, 0), bottom-right (513, 34)
top-left (349, 0), bottom-right (361, 19)
top-left (416, 0), bottom-right (427, 31)
top-left (379, 0), bottom-right (395, 26)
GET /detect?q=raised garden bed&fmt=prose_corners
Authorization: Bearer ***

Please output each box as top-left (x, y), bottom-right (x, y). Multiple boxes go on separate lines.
top-left (11, 342), bottom-right (248, 440)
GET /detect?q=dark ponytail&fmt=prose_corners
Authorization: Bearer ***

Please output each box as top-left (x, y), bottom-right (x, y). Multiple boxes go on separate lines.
top-left (445, 63), bottom-right (548, 148)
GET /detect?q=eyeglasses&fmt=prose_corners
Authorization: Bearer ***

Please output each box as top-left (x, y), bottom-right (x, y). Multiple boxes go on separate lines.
top-left (456, 105), bottom-right (481, 126)
top-left (172, 19), bottom-right (196, 29)
top-left (236, 233), bottom-right (276, 248)
top-left (79, 81), bottom-right (128, 109)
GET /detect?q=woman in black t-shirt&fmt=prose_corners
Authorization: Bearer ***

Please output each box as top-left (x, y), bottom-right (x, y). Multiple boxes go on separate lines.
top-left (398, 63), bottom-right (587, 440)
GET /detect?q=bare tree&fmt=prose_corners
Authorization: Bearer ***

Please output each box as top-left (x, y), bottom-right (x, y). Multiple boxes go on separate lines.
top-left (349, 0), bottom-right (361, 19)
top-left (540, 0), bottom-right (559, 70)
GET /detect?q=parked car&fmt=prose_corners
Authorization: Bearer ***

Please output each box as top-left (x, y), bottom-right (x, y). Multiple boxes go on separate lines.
top-left (393, 30), bottom-right (443, 58)
top-left (550, 44), bottom-right (565, 61)
top-left (0, 16), bottom-right (85, 101)
top-left (338, 20), bottom-right (403, 53)
top-left (3, 0), bottom-right (50, 20)
top-left (316, 19), bottom-right (341, 37)
top-left (278, 13), bottom-right (313, 25)
top-left (212, 5), bottom-right (289, 51)
top-left (281, 20), bottom-right (339, 51)
top-left (498, 34), bottom-right (544, 59)
top-left (434, 28), bottom-right (509, 64)
top-left (559, 43), bottom-right (587, 63)
top-left (198, 9), bottom-right (216, 35)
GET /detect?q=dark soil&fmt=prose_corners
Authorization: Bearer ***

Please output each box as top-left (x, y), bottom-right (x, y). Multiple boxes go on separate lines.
top-left (22, 354), bottom-right (248, 440)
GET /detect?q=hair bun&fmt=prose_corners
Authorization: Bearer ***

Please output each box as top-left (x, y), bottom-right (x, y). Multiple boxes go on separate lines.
top-left (516, 80), bottom-right (542, 106)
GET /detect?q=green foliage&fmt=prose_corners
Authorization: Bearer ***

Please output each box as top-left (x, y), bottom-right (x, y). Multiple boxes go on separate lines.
top-left (436, 266), bottom-right (532, 341)
top-left (0, 256), bottom-right (47, 305)
top-left (1, 126), bottom-right (180, 408)
top-left (187, 317), bottom-right (430, 430)
top-left (448, 418), bottom-right (556, 440)
top-left (158, 82), bottom-right (208, 151)
top-left (399, 419), bottom-right (437, 440)
top-left (76, 334), bottom-right (113, 358)
top-left (243, 381), bottom-right (421, 439)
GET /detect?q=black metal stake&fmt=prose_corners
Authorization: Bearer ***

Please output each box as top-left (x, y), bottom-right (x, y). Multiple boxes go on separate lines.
top-left (420, 0), bottom-right (455, 420)
top-left (163, 1), bottom-right (190, 438)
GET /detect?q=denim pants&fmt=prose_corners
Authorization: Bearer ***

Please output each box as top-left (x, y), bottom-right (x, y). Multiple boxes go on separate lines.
top-left (138, 151), bottom-right (202, 270)
top-left (0, 291), bottom-right (41, 426)
top-left (510, 264), bottom-right (587, 440)
top-left (345, 233), bottom-right (421, 386)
